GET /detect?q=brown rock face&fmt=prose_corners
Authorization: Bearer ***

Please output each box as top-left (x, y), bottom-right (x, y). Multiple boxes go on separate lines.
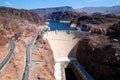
top-left (76, 36), bottom-right (120, 80)
top-left (0, 6), bottom-right (46, 35)
top-left (31, 39), bottom-right (55, 80)
top-left (48, 11), bottom-right (82, 21)
top-left (0, 40), bottom-right (26, 80)
top-left (0, 32), bottom-right (7, 46)
top-left (48, 11), bottom-right (120, 28)
top-left (0, 7), bottom-right (45, 24)
top-left (107, 22), bottom-right (120, 40)
top-left (0, 7), bottom-right (46, 80)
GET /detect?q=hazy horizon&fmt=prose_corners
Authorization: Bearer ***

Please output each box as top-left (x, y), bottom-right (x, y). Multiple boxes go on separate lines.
top-left (0, 0), bottom-right (120, 9)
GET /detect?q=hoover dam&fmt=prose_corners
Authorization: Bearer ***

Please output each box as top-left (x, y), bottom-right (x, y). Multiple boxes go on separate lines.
top-left (43, 30), bottom-right (93, 80)
top-left (0, 5), bottom-right (120, 80)
top-left (43, 30), bottom-right (81, 59)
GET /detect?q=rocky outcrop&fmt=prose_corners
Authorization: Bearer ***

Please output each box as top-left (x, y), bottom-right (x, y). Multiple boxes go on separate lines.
top-left (107, 22), bottom-right (120, 40)
top-left (0, 40), bottom-right (26, 80)
top-left (0, 7), bottom-right (45, 45)
top-left (0, 7), bottom-right (46, 80)
top-left (31, 6), bottom-right (75, 16)
top-left (47, 11), bottom-right (120, 30)
top-left (31, 38), bottom-right (55, 80)
top-left (48, 11), bottom-right (80, 21)
top-left (0, 31), bottom-right (7, 46)
top-left (72, 13), bottom-right (120, 27)
top-left (76, 36), bottom-right (120, 80)
top-left (0, 7), bottom-right (45, 24)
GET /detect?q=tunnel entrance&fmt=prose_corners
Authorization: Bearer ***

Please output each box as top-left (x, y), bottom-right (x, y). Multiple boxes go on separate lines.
top-left (65, 68), bottom-right (78, 80)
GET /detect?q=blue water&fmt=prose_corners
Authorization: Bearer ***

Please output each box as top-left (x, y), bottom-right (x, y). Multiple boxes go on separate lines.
top-left (48, 20), bottom-right (77, 31)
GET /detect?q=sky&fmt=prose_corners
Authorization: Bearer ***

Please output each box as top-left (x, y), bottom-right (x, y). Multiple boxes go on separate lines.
top-left (0, 0), bottom-right (120, 9)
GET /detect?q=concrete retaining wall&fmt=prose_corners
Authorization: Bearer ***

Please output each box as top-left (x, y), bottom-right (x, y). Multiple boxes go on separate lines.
top-left (71, 61), bottom-right (94, 80)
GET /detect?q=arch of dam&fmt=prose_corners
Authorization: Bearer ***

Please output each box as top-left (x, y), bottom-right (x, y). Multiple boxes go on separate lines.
top-left (43, 30), bottom-right (81, 59)
top-left (43, 30), bottom-right (93, 80)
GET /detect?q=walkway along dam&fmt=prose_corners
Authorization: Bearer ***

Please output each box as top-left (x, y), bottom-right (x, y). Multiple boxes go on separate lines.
top-left (43, 30), bottom-right (94, 80)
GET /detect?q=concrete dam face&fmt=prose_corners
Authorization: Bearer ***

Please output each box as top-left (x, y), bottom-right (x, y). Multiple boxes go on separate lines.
top-left (43, 30), bottom-right (81, 59)
top-left (43, 30), bottom-right (94, 80)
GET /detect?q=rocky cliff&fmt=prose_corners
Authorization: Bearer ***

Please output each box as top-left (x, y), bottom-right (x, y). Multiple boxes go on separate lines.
top-left (107, 22), bottom-right (120, 40)
top-left (30, 38), bottom-right (55, 80)
top-left (76, 35), bottom-right (120, 80)
top-left (48, 11), bottom-right (83, 21)
top-left (71, 13), bottom-right (120, 27)
top-left (47, 11), bottom-right (120, 31)
top-left (0, 6), bottom-right (45, 46)
top-left (0, 7), bottom-right (44, 24)
top-left (31, 6), bottom-right (74, 17)
top-left (0, 7), bottom-right (55, 80)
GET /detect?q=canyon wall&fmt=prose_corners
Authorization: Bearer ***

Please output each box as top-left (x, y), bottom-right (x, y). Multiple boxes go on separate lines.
top-left (30, 38), bottom-right (55, 80)
top-left (76, 36), bottom-right (120, 80)
top-left (0, 6), bottom-right (46, 80)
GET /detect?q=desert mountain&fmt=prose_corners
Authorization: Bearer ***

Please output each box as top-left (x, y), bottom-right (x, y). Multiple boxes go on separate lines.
top-left (77, 5), bottom-right (120, 14)
top-left (30, 6), bottom-right (75, 16)
top-left (31, 5), bottom-right (120, 16)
